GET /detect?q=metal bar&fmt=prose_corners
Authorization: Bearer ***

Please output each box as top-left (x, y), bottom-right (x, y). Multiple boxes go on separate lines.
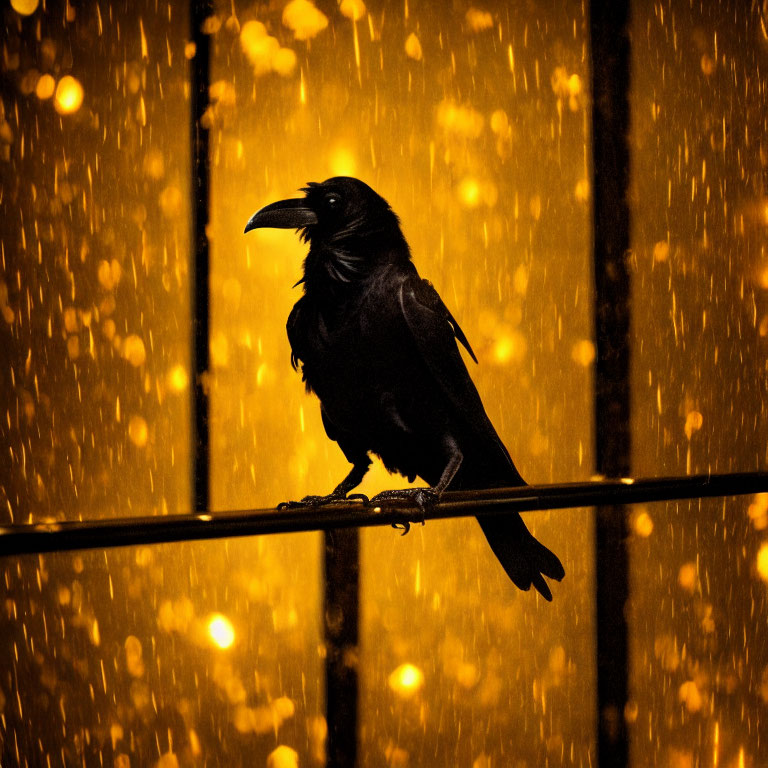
top-left (190, 0), bottom-right (212, 514)
top-left (589, 1), bottom-right (633, 766)
top-left (2, 472), bottom-right (767, 557)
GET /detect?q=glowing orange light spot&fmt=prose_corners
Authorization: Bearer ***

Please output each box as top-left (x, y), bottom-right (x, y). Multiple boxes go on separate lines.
top-left (490, 109), bottom-right (509, 135)
top-left (684, 410), bottom-right (703, 440)
top-left (339, 0), bottom-right (366, 21)
top-left (63, 307), bottom-right (79, 334)
top-left (282, 0), bottom-right (328, 41)
top-left (125, 636), bottom-right (145, 678)
top-left (678, 562), bottom-right (697, 592)
top-left (437, 100), bottom-right (484, 138)
top-left (167, 365), bottom-right (189, 393)
top-left (66, 336), bottom-right (80, 360)
top-left (492, 329), bottom-right (527, 365)
top-left (405, 32), bottom-right (422, 61)
top-left (273, 48), bottom-right (298, 77)
top-left (210, 333), bottom-right (230, 368)
top-left (633, 510), bottom-right (654, 538)
top-left (97, 259), bottom-right (122, 290)
top-left (328, 146), bottom-right (357, 177)
top-left (35, 74), bottom-right (55, 100)
top-left (388, 663), bottom-right (424, 698)
top-left (207, 614), bottom-right (235, 649)
top-left (11, 0), bottom-right (39, 15)
top-left (567, 73), bottom-right (582, 96)
top-left (458, 177), bottom-right (481, 207)
top-left (678, 680), bottom-right (703, 713)
top-left (465, 8), bottom-right (493, 32)
top-left (267, 746), bottom-right (299, 768)
top-left (128, 415), bottom-right (148, 447)
top-left (653, 241), bottom-right (670, 262)
top-left (571, 339), bottom-right (596, 367)
top-left (54, 76), bottom-right (84, 115)
top-left (757, 543), bottom-right (768, 582)
top-left (700, 54), bottom-right (716, 76)
top-left (159, 185), bottom-right (183, 218)
top-left (123, 335), bottom-right (147, 367)
top-left (575, 179), bottom-right (590, 203)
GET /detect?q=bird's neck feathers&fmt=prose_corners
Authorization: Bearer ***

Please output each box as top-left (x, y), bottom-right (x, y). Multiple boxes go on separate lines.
top-left (300, 217), bottom-right (410, 299)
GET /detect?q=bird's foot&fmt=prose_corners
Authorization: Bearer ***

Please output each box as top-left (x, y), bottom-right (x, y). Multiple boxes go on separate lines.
top-left (368, 487), bottom-right (438, 535)
top-left (277, 491), bottom-right (369, 510)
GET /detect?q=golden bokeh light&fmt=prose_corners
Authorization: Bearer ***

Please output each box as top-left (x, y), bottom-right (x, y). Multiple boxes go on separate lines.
top-left (684, 410), bottom-right (703, 440)
top-left (272, 47), bottom-right (298, 77)
top-left (678, 562), bottom-right (697, 593)
top-left (653, 240), bottom-right (670, 262)
top-left (267, 746), bottom-right (299, 768)
top-left (35, 74), bottom-right (55, 100)
top-left (159, 185), bottom-right (183, 218)
top-left (128, 415), bottom-right (148, 447)
top-left (757, 543), bottom-right (768, 582)
top-left (339, 0), bottom-right (366, 21)
top-left (571, 339), bottom-right (596, 367)
top-left (678, 680), bottom-right (703, 713)
top-left (388, 663), bottom-right (424, 698)
top-left (123, 334), bottom-right (147, 367)
top-left (10, 0), bottom-right (39, 15)
top-left (748, 494), bottom-right (768, 530)
top-left (125, 635), bottom-right (145, 678)
top-left (465, 8), bottom-right (493, 32)
top-left (437, 100), bottom-right (484, 138)
top-left (207, 614), bottom-right (236, 649)
top-left (405, 33), bottom-right (423, 61)
top-left (632, 510), bottom-right (654, 538)
top-left (490, 109), bottom-right (509, 135)
top-left (210, 332), bottom-right (230, 368)
top-left (574, 178), bottom-right (590, 202)
top-left (491, 329), bottom-right (527, 365)
top-left (458, 177), bottom-right (481, 207)
top-left (328, 146), bottom-right (357, 177)
top-left (97, 259), bottom-right (122, 290)
top-left (282, 0), bottom-right (328, 41)
top-left (167, 364), bottom-right (189, 393)
top-left (54, 75), bottom-right (84, 115)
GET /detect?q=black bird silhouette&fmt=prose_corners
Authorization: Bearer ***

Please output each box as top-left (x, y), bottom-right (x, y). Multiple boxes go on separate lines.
top-left (244, 177), bottom-right (564, 600)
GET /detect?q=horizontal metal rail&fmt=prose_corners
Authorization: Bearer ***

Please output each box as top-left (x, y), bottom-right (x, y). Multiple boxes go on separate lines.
top-left (1, 472), bottom-right (766, 557)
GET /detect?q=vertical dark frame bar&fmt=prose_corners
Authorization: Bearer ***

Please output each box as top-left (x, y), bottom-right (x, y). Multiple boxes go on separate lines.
top-left (589, 1), bottom-right (632, 766)
top-left (324, 530), bottom-right (360, 767)
top-left (190, 0), bottom-right (212, 513)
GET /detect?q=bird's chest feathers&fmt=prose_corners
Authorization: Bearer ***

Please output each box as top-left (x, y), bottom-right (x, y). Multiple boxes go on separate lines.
top-left (291, 289), bottom-right (412, 430)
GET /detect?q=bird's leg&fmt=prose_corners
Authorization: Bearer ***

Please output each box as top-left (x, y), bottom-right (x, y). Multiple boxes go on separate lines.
top-left (370, 439), bottom-right (463, 534)
top-left (277, 457), bottom-right (371, 509)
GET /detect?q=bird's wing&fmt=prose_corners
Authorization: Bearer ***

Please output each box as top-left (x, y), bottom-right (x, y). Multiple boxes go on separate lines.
top-left (397, 273), bottom-right (515, 469)
top-left (286, 299), bottom-right (302, 369)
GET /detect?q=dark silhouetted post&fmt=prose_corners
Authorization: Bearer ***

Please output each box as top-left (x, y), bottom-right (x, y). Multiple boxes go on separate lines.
top-left (190, 0), bottom-right (212, 514)
top-left (324, 530), bottom-right (360, 767)
top-left (590, 1), bottom-right (632, 766)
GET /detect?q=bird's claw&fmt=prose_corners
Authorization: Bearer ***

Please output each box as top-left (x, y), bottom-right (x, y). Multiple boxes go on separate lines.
top-left (368, 487), bottom-right (436, 535)
top-left (277, 492), bottom-right (366, 510)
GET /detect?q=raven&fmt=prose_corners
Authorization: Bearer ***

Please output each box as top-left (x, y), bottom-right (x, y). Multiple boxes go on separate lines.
top-left (244, 177), bottom-right (564, 600)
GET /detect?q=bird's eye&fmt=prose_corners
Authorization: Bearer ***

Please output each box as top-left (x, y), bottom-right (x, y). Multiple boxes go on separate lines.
top-left (326, 195), bottom-right (340, 207)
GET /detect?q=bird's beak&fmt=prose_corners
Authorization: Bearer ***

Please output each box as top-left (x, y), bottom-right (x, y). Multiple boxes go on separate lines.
top-left (243, 198), bottom-right (318, 233)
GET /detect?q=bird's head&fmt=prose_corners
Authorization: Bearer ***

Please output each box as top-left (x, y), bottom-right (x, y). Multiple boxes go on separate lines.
top-left (244, 176), bottom-right (406, 253)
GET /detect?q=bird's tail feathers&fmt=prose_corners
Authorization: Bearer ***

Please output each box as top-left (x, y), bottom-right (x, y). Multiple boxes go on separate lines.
top-left (477, 513), bottom-right (565, 601)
